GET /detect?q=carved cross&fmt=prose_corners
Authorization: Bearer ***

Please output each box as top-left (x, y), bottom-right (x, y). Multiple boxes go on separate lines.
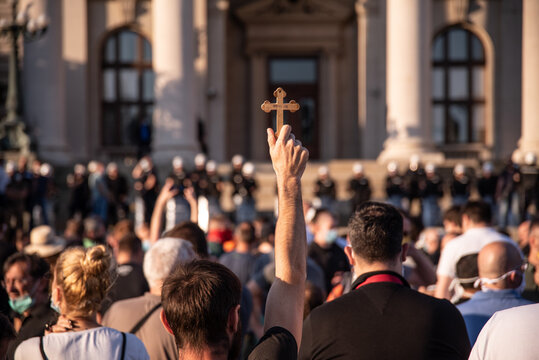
top-left (261, 87), bottom-right (300, 136)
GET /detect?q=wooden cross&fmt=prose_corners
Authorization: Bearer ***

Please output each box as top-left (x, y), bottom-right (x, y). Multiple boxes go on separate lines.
top-left (261, 87), bottom-right (300, 136)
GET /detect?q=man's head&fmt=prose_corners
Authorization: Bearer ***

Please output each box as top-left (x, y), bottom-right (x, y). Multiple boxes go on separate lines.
top-left (84, 216), bottom-right (106, 243)
top-left (163, 221), bottom-right (209, 258)
top-left (317, 166), bottom-right (329, 180)
top-left (106, 162), bottom-right (118, 179)
top-left (456, 253), bottom-right (479, 291)
top-left (346, 202), bottom-right (405, 272)
top-left (443, 205), bottom-right (462, 234)
top-left (234, 222), bottom-right (256, 246)
top-left (161, 260), bottom-right (242, 359)
top-left (143, 238), bottom-right (196, 293)
top-left (117, 233), bottom-right (144, 265)
top-left (312, 209), bottom-right (337, 248)
top-left (476, 242), bottom-right (523, 290)
top-left (461, 201), bottom-right (492, 231)
top-left (107, 219), bottom-right (135, 251)
top-left (3, 253), bottom-right (49, 314)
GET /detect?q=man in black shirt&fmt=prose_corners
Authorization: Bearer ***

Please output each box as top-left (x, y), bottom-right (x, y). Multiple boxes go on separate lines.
top-left (299, 202), bottom-right (471, 360)
top-left (101, 233), bottom-right (149, 315)
top-left (307, 209), bottom-right (349, 293)
top-left (348, 162), bottom-right (371, 213)
top-left (105, 162), bottom-right (129, 226)
top-left (161, 125), bottom-right (308, 359)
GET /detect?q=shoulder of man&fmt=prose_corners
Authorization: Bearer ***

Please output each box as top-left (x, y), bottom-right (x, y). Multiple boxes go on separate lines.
top-left (102, 294), bottom-right (150, 324)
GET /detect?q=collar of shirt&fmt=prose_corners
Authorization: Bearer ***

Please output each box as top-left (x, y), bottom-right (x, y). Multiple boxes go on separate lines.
top-left (471, 288), bottom-right (522, 299)
top-left (351, 270), bottom-right (410, 290)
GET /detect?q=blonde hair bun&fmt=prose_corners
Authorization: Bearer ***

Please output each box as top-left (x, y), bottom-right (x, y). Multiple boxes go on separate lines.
top-left (81, 245), bottom-right (112, 279)
top-left (55, 245), bottom-right (114, 318)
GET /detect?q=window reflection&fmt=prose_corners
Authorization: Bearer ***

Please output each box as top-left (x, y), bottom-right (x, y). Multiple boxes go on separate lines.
top-left (448, 29), bottom-right (467, 61)
top-left (432, 105), bottom-right (444, 145)
top-left (448, 105), bottom-right (468, 143)
top-left (432, 27), bottom-right (486, 144)
top-left (449, 68), bottom-right (468, 99)
top-left (102, 29), bottom-right (154, 148)
top-left (270, 59), bottom-right (317, 84)
top-left (119, 31), bottom-right (137, 63)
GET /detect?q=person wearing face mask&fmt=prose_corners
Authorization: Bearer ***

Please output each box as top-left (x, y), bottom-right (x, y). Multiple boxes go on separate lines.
top-left (15, 245), bottom-right (148, 359)
top-left (456, 241), bottom-right (533, 346)
top-left (307, 209), bottom-right (350, 293)
top-left (3, 253), bottom-right (55, 360)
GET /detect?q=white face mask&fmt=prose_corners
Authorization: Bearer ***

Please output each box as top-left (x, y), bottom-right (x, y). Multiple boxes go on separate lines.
top-left (474, 265), bottom-right (527, 293)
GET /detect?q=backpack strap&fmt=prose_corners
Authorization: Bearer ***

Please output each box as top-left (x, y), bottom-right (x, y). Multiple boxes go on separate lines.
top-left (120, 332), bottom-right (127, 360)
top-left (39, 336), bottom-right (49, 360)
top-left (128, 303), bottom-right (162, 334)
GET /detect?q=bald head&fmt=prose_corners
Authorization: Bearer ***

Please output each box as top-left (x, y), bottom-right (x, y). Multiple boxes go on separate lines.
top-left (478, 242), bottom-right (522, 288)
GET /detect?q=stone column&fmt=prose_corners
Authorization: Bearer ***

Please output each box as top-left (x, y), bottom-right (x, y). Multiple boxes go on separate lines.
top-left (249, 53), bottom-right (267, 160)
top-left (207, 0), bottom-right (228, 162)
top-left (513, 0), bottom-right (539, 164)
top-left (23, 0), bottom-right (70, 164)
top-left (152, 0), bottom-right (198, 165)
top-left (320, 51), bottom-right (339, 160)
top-left (378, 0), bottom-right (443, 164)
top-left (62, 0), bottom-right (88, 160)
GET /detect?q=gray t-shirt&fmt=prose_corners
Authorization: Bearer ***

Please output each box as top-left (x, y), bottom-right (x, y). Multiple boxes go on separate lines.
top-left (102, 293), bottom-right (178, 360)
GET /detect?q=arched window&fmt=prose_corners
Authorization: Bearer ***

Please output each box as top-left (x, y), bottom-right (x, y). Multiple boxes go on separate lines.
top-left (101, 29), bottom-right (154, 149)
top-left (432, 27), bottom-right (486, 145)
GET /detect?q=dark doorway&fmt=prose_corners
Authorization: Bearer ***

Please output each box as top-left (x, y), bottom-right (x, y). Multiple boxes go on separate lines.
top-left (267, 57), bottom-right (319, 159)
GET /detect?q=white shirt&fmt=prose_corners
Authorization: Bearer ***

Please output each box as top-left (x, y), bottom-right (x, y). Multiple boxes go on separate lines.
top-left (15, 327), bottom-right (149, 360)
top-left (436, 227), bottom-right (515, 278)
top-left (470, 303), bottom-right (539, 360)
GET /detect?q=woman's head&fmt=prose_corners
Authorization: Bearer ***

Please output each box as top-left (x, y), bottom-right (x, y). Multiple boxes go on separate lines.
top-left (52, 245), bottom-right (113, 318)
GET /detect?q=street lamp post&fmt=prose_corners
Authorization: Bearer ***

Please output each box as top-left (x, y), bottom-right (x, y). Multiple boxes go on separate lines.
top-left (0, 0), bottom-right (47, 153)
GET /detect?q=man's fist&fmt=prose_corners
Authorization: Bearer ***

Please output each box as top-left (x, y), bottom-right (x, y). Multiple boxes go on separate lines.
top-left (267, 125), bottom-right (309, 182)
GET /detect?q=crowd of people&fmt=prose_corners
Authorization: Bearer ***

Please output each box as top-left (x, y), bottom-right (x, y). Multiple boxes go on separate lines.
top-left (0, 129), bottom-right (539, 359)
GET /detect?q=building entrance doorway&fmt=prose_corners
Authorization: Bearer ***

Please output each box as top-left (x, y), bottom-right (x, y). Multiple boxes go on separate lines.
top-left (267, 57), bottom-right (319, 159)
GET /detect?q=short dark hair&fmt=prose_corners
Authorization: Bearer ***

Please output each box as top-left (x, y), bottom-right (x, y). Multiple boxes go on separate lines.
top-left (443, 205), bottom-right (462, 227)
top-left (235, 222), bottom-right (256, 245)
top-left (348, 202), bottom-right (403, 263)
top-left (3, 253), bottom-right (49, 280)
top-left (163, 222), bottom-right (209, 258)
top-left (117, 233), bottom-right (142, 255)
top-left (112, 220), bottom-right (134, 240)
top-left (162, 260), bottom-right (241, 351)
top-left (456, 253), bottom-right (479, 290)
top-left (462, 201), bottom-right (492, 225)
top-left (312, 208), bottom-right (334, 224)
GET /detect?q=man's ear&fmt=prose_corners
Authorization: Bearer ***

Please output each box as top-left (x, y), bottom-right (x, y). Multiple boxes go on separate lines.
top-left (227, 304), bottom-right (241, 334)
top-left (401, 243), bottom-right (409, 262)
top-left (160, 309), bottom-right (174, 335)
top-left (509, 270), bottom-right (523, 286)
top-left (344, 245), bottom-right (356, 267)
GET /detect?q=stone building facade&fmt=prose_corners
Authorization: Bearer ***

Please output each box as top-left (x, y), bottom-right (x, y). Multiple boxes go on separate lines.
top-left (7, 0), bottom-right (538, 166)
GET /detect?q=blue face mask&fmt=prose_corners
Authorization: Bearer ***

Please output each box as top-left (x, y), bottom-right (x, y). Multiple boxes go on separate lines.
top-left (325, 229), bottom-right (338, 245)
top-left (50, 299), bottom-right (61, 314)
top-left (9, 295), bottom-right (34, 315)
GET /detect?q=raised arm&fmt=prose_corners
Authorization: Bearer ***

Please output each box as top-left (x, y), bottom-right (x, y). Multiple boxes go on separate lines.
top-left (264, 125), bottom-right (309, 347)
top-left (149, 178), bottom-right (178, 244)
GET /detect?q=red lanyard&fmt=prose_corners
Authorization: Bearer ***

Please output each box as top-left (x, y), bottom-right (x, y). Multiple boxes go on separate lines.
top-left (355, 274), bottom-right (404, 290)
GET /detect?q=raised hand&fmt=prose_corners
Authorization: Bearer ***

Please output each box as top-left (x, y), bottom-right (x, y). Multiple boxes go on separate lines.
top-left (267, 124), bottom-right (309, 183)
top-left (157, 178), bottom-right (179, 204)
